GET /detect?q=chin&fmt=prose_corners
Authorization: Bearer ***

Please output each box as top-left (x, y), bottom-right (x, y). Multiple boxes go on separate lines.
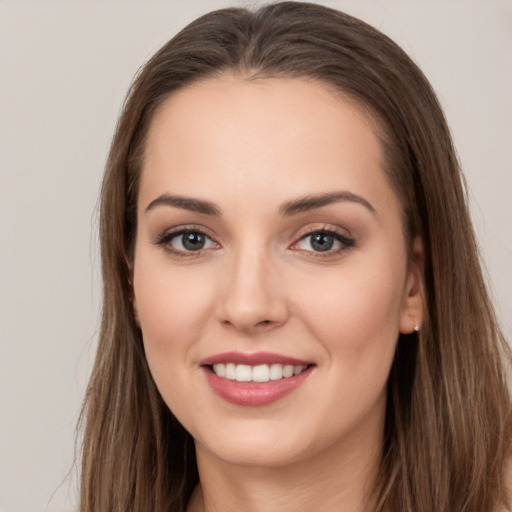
top-left (191, 413), bottom-right (349, 470)
top-left (200, 436), bottom-right (315, 469)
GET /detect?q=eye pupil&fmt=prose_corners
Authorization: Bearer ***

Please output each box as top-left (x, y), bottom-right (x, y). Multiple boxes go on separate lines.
top-left (182, 232), bottom-right (205, 251)
top-left (311, 233), bottom-right (334, 251)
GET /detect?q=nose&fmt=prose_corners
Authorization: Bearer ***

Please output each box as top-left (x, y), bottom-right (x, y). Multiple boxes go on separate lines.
top-left (216, 248), bottom-right (289, 333)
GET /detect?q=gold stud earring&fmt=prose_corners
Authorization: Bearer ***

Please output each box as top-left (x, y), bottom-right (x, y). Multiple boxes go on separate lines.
top-left (414, 323), bottom-right (420, 332)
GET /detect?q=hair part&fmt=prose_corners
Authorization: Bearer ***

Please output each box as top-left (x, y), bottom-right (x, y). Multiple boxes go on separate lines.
top-left (79, 2), bottom-right (512, 511)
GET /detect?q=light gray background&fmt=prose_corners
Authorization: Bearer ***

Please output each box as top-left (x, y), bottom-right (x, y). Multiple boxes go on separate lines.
top-left (0, 1), bottom-right (511, 511)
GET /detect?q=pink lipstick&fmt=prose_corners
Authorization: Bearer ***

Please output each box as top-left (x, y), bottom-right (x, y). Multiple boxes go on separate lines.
top-left (201, 352), bottom-right (314, 406)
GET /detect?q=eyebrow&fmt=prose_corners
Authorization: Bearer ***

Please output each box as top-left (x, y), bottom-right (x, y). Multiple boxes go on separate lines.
top-left (144, 190), bottom-right (376, 217)
top-left (279, 191), bottom-right (376, 216)
top-left (145, 194), bottom-right (221, 215)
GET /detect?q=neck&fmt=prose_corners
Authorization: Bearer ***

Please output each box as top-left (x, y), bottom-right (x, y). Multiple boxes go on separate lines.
top-left (187, 423), bottom-right (382, 512)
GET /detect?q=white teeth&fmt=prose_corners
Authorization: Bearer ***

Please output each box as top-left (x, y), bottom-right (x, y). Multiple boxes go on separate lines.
top-left (213, 363), bottom-right (226, 378)
top-left (212, 363), bottom-right (308, 382)
top-left (252, 364), bottom-right (270, 382)
top-left (225, 363), bottom-right (236, 380)
top-left (269, 364), bottom-right (283, 380)
top-left (235, 364), bottom-right (252, 382)
top-left (283, 365), bottom-right (294, 378)
top-left (294, 365), bottom-right (306, 376)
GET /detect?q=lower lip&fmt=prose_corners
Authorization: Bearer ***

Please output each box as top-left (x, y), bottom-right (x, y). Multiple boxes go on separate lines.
top-left (203, 366), bottom-right (313, 406)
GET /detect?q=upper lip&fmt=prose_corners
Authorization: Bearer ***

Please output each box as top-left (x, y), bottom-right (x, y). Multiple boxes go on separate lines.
top-left (200, 351), bottom-right (313, 367)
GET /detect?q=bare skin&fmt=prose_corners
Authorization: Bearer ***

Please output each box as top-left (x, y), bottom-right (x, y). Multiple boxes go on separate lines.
top-left (133, 75), bottom-right (424, 512)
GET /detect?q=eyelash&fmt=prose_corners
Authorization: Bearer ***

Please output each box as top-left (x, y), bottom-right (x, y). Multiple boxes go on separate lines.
top-left (154, 226), bottom-right (355, 258)
top-left (292, 227), bottom-right (355, 257)
top-left (154, 226), bottom-right (216, 258)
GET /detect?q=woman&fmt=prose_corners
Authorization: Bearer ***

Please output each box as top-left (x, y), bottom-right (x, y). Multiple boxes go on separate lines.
top-left (79, 2), bottom-right (512, 511)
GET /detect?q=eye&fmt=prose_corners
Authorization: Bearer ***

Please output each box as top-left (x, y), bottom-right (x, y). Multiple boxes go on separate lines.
top-left (156, 228), bottom-right (219, 255)
top-left (292, 229), bottom-right (354, 255)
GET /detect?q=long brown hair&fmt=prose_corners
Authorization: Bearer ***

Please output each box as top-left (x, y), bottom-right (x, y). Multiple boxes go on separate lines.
top-left (79, 2), bottom-right (512, 510)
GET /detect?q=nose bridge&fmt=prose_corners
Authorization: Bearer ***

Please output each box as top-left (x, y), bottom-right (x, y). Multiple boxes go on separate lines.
top-left (217, 239), bottom-right (287, 331)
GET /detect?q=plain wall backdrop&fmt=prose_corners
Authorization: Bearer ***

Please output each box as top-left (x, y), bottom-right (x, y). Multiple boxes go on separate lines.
top-left (0, 1), bottom-right (511, 511)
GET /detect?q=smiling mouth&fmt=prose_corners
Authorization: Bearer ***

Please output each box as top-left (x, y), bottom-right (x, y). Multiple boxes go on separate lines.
top-left (202, 354), bottom-right (315, 406)
top-left (208, 363), bottom-right (310, 383)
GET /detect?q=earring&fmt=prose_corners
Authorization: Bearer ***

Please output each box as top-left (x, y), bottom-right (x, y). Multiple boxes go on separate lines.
top-left (414, 323), bottom-right (420, 332)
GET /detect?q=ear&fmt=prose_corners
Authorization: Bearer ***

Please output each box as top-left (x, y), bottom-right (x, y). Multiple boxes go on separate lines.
top-left (398, 237), bottom-right (425, 334)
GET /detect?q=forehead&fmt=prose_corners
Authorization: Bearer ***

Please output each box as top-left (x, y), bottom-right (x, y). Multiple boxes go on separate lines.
top-left (140, 75), bottom-right (396, 216)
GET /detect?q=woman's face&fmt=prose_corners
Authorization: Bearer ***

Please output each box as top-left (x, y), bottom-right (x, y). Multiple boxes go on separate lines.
top-left (133, 76), bottom-right (423, 469)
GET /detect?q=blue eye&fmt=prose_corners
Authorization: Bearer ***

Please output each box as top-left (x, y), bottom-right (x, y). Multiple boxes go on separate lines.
top-left (295, 230), bottom-right (354, 254)
top-left (309, 232), bottom-right (335, 252)
top-left (157, 229), bottom-right (218, 254)
top-left (177, 232), bottom-right (208, 251)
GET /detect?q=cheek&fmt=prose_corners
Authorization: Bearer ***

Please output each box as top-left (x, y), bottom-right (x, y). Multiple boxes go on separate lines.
top-left (133, 255), bottom-right (216, 369)
top-left (286, 248), bottom-right (407, 402)
top-left (294, 259), bottom-right (404, 420)
top-left (296, 264), bottom-right (404, 345)
top-left (133, 259), bottom-right (221, 418)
